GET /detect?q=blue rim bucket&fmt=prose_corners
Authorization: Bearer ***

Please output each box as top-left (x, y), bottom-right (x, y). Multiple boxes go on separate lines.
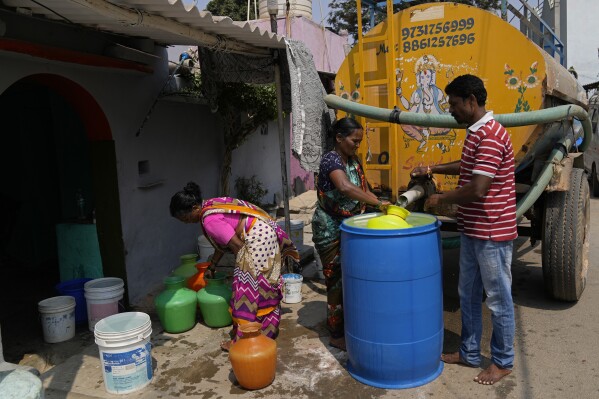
top-left (56, 278), bottom-right (93, 324)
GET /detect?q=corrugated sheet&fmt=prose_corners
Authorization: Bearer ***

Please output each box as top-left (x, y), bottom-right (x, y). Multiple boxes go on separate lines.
top-left (2, 0), bottom-right (286, 51)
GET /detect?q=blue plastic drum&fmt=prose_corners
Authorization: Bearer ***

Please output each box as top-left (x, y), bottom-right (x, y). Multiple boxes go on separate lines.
top-left (340, 212), bottom-right (444, 389)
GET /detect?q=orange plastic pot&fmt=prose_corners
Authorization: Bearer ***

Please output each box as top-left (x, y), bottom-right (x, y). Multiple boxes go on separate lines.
top-left (187, 262), bottom-right (211, 291)
top-left (229, 322), bottom-right (277, 390)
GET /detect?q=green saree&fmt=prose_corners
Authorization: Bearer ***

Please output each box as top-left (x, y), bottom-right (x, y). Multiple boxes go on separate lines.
top-left (312, 156), bottom-right (366, 339)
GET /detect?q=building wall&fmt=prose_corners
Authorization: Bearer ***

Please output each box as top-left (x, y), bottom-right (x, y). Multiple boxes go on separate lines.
top-left (0, 11), bottom-right (299, 305)
top-left (0, 15), bottom-right (226, 305)
top-left (230, 119), bottom-right (291, 205)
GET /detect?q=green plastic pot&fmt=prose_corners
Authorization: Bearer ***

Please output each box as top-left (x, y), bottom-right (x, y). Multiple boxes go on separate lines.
top-left (171, 253), bottom-right (198, 279)
top-left (197, 272), bottom-right (233, 328)
top-left (154, 276), bottom-right (197, 333)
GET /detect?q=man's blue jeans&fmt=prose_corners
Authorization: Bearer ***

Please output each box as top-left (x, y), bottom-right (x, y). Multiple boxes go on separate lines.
top-left (458, 233), bottom-right (515, 369)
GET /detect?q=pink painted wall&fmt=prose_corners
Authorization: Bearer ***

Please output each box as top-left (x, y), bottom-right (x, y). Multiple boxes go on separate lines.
top-left (253, 16), bottom-right (348, 74)
top-left (252, 16), bottom-right (348, 191)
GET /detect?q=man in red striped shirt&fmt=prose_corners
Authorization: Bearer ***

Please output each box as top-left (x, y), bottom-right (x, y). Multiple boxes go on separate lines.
top-left (411, 74), bottom-right (516, 385)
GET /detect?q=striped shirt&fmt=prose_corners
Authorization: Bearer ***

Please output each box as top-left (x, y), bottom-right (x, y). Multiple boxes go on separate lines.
top-left (456, 111), bottom-right (518, 241)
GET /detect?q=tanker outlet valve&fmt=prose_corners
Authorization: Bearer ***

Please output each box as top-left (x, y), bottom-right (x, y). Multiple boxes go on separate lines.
top-left (397, 176), bottom-right (437, 210)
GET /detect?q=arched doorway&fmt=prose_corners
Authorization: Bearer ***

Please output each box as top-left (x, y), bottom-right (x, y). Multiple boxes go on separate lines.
top-left (0, 74), bottom-right (125, 364)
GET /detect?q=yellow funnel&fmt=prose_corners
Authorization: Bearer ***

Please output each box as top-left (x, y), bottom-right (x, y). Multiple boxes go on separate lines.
top-left (367, 205), bottom-right (412, 229)
top-left (386, 205), bottom-right (410, 219)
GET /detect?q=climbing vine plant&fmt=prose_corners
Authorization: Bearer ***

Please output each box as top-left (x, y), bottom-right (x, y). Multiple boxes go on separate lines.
top-left (181, 48), bottom-right (277, 196)
top-left (210, 82), bottom-right (277, 196)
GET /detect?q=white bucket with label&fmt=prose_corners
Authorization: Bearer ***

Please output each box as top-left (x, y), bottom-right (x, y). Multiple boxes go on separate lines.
top-left (84, 277), bottom-right (125, 331)
top-left (277, 220), bottom-right (304, 249)
top-left (94, 312), bottom-right (153, 395)
top-left (197, 234), bottom-right (215, 261)
top-left (282, 273), bottom-right (303, 304)
top-left (38, 296), bottom-right (76, 343)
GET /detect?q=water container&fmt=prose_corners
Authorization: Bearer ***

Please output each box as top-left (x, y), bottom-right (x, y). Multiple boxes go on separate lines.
top-left (38, 296), bottom-right (76, 343)
top-left (84, 277), bottom-right (125, 331)
top-left (172, 254), bottom-right (199, 279)
top-left (94, 312), bottom-right (153, 394)
top-left (154, 276), bottom-right (197, 333)
top-left (277, 219), bottom-right (304, 249)
top-left (340, 212), bottom-right (443, 389)
top-left (197, 235), bottom-right (215, 262)
top-left (197, 273), bottom-right (233, 328)
top-left (258, 0), bottom-right (312, 19)
top-left (282, 273), bottom-right (303, 304)
top-left (55, 278), bottom-right (93, 324)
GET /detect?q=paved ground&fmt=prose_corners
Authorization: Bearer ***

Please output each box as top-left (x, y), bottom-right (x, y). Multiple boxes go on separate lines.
top-left (16, 199), bottom-right (599, 398)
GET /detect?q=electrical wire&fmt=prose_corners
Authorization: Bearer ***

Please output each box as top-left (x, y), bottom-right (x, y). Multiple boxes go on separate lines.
top-left (29, 0), bottom-right (73, 24)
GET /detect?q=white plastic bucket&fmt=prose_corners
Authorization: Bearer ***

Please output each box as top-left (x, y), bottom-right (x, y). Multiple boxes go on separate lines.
top-left (282, 273), bottom-right (303, 304)
top-left (277, 220), bottom-right (304, 249)
top-left (94, 312), bottom-right (153, 395)
top-left (38, 296), bottom-right (76, 343)
top-left (197, 234), bottom-right (215, 261)
top-left (84, 277), bottom-right (125, 331)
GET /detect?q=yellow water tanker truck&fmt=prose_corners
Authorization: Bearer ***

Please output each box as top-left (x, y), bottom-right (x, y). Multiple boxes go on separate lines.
top-left (326, 1), bottom-right (591, 301)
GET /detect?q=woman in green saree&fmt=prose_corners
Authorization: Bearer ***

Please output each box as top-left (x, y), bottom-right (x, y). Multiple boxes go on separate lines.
top-left (312, 117), bottom-right (390, 350)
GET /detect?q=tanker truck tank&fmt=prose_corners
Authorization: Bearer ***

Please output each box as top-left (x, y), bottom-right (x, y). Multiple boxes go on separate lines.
top-left (328, 1), bottom-right (590, 302)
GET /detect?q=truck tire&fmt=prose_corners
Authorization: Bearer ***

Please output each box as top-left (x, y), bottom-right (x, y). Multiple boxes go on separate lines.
top-left (542, 168), bottom-right (590, 301)
top-left (591, 166), bottom-right (599, 197)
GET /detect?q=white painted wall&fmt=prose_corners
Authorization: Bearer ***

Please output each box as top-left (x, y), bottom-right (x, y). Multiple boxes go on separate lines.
top-left (230, 119), bottom-right (291, 206)
top-left (118, 99), bottom-right (224, 304)
top-left (0, 13), bottom-right (294, 306)
top-left (0, 32), bottom-right (224, 305)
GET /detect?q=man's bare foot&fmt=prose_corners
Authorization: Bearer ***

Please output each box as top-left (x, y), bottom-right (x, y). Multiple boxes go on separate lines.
top-left (474, 363), bottom-right (512, 385)
top-left (329, 337), bottom-right (346, 351)
top-left (441, 352), bottom-right (478, 367)
top-left (220, 340), bottom-right (232, 352)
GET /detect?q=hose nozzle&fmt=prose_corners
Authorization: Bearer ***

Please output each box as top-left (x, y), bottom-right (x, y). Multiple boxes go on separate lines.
top-left (397, 177), bottom-right (437, 209)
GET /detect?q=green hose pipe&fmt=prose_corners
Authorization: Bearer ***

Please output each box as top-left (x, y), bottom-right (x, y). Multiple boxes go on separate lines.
top-left (441, 134), bottom-right (569, 250)
top-left (324, 95), bottom-right (588, 249)
top-left (515, 136), bottom-right (572, 219)
top-left (324, 95), bottom-right (591, 152)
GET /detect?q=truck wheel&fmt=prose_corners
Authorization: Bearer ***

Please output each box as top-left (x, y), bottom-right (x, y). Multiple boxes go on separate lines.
top-left (542, 168), bottom-right (590, 301)
top-left (591, 166), bottom-right (599, 197)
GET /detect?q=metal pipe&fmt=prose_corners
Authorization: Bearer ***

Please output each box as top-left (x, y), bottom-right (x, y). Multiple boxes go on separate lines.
top-left (397, 185), bottom-right (425, 207)
top-left (274, 52), bottom-right (291, 237)
top-left (269, 5), bottom-right (290, 239)
top-left (324, 94), bottom-right (591, 151)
